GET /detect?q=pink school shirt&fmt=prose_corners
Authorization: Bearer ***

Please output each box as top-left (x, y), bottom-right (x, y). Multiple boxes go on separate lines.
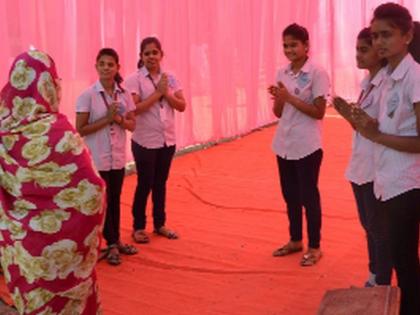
top-left (345, 69), bottom-right (385, 185)
top-left (373, 54), bottom-right (420, 201)
top-left (76, 81), bottom-right (136, 171)
top-left (125, 66), bottom-right (182, 149)
top-left (272, 60), bottom-right (330, 160)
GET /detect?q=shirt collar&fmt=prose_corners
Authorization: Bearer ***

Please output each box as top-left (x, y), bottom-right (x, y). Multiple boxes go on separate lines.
top-left (371, 67), bottom-right (386, 87)
top-left (140, 66), bottom-right (162, 78)
top-left (94, 80), bottom-right (122, 94)
top-left (387, 53), bottom-right (414, 82)
top-left (284, 59), bottom-right (312, 76)
top-left (360, 67), bottom-right (386, 91)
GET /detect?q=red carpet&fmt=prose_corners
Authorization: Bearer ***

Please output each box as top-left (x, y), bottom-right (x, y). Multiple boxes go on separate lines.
top-left (1, 109), bottom-right (378, 314)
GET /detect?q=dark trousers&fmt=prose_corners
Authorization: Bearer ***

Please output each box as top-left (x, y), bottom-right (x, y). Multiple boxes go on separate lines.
top-left (351, 182), bottom-right (392, 284)
top-left (276, 149), bottom-right (323, 249)
top-left (380, 189), bottom-right (420, 315)
top-left (131, 141), bottom-right (176, 231)
top-left (99, 168), bottom-right (125, 246)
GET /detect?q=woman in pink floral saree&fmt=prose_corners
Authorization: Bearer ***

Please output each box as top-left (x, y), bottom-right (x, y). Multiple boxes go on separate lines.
top-left (0, 50), bottom-right (105, 314)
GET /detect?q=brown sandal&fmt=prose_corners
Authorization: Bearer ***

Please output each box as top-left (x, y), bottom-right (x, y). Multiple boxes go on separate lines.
top-left (272, 241), bottom-right (303, 257)
top-left (154, 227), bottom-right (179, 239)
top-left (300, 248), bottom-right (322, 266)
top-left (132, 230), bottom-right (150, 244)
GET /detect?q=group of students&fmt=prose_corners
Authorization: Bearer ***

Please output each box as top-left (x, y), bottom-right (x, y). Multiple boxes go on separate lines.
top-left (75, 37), bottom-right (186, 267)
top-left (269, 3), bottom-right (419, 315)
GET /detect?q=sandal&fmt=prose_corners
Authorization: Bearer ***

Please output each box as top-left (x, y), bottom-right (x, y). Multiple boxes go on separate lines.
top-left (154, 226), bottom-right (179, 239)
top-left (106, 245), bottom-right (121, 266)
top-left (272, 241), bottom-right (303, 257)
top-left (300, 248), bottom-right (322, 266)
top-left (117, 242), bottom-right (138, 255)
top-left (98, 247), bottom-right (109, 261)
top-left (132, 230), bottom-right (150, 244)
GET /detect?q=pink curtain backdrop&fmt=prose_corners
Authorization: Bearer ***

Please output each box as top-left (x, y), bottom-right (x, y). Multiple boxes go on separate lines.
top-left (0, 0), bottom-right (419, 157)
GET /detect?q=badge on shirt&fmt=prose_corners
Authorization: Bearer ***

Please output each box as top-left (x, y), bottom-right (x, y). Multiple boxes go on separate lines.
top-left (386, 92), bottom-right (399, 119)
top-left (297, 73), bottom-right (310, 89)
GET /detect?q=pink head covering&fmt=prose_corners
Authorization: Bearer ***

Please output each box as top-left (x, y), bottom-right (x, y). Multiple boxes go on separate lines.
top-left (0, 50), bottom-right (60, 130)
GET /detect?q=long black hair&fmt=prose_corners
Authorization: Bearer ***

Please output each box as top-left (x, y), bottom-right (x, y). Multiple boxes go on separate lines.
top-left (96, 48), bottom-right (124, 91)
top-left (137, 37), bottom-right (163, 69)
top-left (409, 21), bottom-right (420, 63)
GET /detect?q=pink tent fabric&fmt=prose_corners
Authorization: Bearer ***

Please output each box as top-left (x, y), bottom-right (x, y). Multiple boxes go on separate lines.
top-left (0, 0), bottom-right (419, 155)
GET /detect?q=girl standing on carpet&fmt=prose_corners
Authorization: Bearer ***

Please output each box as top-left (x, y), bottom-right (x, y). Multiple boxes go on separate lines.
top-left (268, 23), bottom-right (329, 266)
top-left (125, 37), bottom-right (186, 244)
top-left (0, 50), bottom-right (104, 314)
top-left (76, 48), bottom-right (138, 266)
top-left (351, 3), bottom-right (420, 315)
top-left (333, 28), bottom-right (392, 287)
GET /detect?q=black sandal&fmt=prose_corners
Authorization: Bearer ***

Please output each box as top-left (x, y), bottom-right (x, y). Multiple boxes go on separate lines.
top-left (117, 242), bottom-right (138, 255)
top-left (106, 245), bottom-right (121, 266)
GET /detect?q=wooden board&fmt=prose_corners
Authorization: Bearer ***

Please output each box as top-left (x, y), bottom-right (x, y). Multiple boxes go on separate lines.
top-left (318, 286), bottom-right (400, 315)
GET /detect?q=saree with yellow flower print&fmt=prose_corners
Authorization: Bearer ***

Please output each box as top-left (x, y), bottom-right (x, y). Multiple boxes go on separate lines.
top-left (0, 51), bottom-right (105, 314)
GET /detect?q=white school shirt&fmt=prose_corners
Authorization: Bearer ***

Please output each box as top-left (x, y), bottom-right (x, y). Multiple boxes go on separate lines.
top-left (373, 54), bottom-right (420, 201)
top-left (76, 81), bottom-right (136, 171)
top-left (125, 66), bottom-right (182, 149)
top-left (272, 60), bottom-right (330, 159)
top-left (346, 69), bottom-right (386, 185)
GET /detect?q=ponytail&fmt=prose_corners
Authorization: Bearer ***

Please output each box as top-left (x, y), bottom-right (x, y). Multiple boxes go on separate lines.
top-left (409, 21), bottom-right (420, 63)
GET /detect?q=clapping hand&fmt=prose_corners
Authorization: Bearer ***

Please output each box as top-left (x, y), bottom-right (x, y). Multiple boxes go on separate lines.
top-left (332, 96), bottom-right (353, 120)
top-left (352, 106), bottom-right (380, 140)
top-left (157, 73), bottom-right (169, 96)
top-left (268, 81), bottom-right (290, 102)
top-left (107, 103), bottom-right (118, 122)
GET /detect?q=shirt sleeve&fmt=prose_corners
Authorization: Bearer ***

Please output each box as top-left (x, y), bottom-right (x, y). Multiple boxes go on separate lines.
top-left (123, 90), bottom-right (136, 112)
top-left (167, 72), bottom-right (182, 92)
top-left (76, 90), bottom-right (91, 113)
top-left (125, 73), bottom-right (141, 96)
top-left (311, 67), bottom-right (330, 99)
top-left (408, 66), bottom-right (420, 105)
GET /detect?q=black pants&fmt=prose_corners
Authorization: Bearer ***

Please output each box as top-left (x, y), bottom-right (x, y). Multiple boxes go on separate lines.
top-left (352, 182), bottom-right (392, 284)
top-left (380, 189), bottom-right (420, 315)
top-left (99, 168), bottom-right (125, 246)
top-left (131, 141), bottom-right (176, 231)
top-left (276, 149), bottom-right (323, 249)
